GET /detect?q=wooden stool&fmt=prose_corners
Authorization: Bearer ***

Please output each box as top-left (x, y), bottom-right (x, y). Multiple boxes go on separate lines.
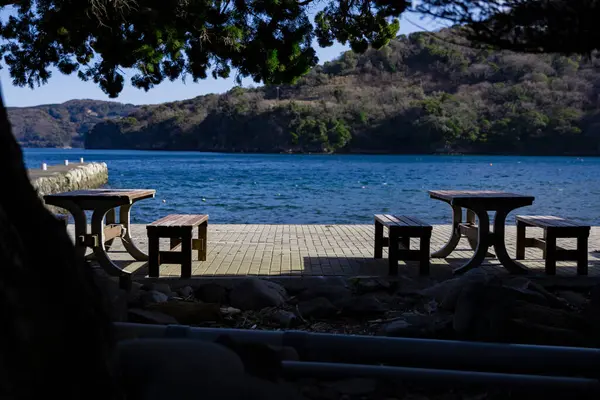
top-left (516, 215), bottom-right (590, 275)
top-left (146, 214), bottom-right (208, 278)
top-left (374, 214), bottom-right (432, 275)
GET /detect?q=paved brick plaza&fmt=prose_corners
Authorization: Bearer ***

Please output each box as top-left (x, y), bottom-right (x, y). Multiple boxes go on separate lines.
top-left (84, 224), bottom-right (600, 279)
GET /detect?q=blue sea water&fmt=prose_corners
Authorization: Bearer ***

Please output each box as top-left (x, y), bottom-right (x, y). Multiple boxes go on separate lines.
top-left (23, 149), bottom-right (600, 225)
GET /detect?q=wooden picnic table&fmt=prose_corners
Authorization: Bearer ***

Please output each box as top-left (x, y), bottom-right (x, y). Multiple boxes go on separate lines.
top-left (44, 189), bottom-right (155, 282)
top-left (429, 190), bottom-right (535, 275)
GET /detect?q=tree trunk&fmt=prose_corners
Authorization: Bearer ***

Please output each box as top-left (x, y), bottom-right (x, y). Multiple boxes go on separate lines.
top-left (0, 93), bottom-right (119, 399)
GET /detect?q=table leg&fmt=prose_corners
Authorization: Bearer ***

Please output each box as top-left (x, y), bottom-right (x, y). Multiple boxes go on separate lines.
top-left (462, 209), bottom-right (495, 257)
top-left (374, 219), bottom-right (384, 259)
top-left (492, 209), bottom-right (528, 275)
top-left (119, 203), bottom-right (149, 261)
top-left (453, 209), bottom-right (491, 275)
top-left (105, 208), bottom-right (116, 251)
top-left (59, 200), bottom-right (88, 262)
top-left (91, 207), bottom-right (131, 278)
top-left (432, 204), bottom-right (462, 258)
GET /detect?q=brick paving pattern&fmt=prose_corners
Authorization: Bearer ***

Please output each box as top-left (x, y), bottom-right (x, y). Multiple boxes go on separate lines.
top-left (84, 224), bottom-right (600, 279)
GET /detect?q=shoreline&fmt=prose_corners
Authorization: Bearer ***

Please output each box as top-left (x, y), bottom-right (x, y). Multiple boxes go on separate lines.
top-left (25, 146), bottom-right (600, 157)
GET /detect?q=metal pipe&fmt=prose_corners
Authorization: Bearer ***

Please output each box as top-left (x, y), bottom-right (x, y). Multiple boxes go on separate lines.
top-left (282, 361), bottom-right (600, 391)
top-left (115, 323), bottom-right (600, 377)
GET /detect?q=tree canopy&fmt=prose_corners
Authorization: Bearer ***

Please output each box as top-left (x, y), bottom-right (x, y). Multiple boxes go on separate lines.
top-left (0, 0), bottom-right (408, 97)
top-left (417, 0), bottom-right (600, 56)
top-left (1, 1), bottom-right (598, 100)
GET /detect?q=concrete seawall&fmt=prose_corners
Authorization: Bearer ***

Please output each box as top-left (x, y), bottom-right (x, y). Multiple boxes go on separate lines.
top-left (29, 161), bottom-right (109, 212)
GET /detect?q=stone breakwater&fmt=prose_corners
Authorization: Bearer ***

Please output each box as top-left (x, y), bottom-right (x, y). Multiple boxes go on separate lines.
top-left (29, 162), bottom-right (108, 212)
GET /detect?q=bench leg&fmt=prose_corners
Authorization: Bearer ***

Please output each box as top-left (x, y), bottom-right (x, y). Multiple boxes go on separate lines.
top-left (399, 237), bottom-right (410, 250)
top-left (516, 220), bottom-right (526, 260)
top-left (388, 230), bottom-right (399, 276)
top-left (419, 234), bottom-right (431, 276)
top-left (181, 231), bottom-right (193, 279)
top-left (170, 237), bottom-right (181, 249)
top-left (577, 234), bottom-right (588, 276)
top-left (374, 220), bottom-right (383, 259)
top-left (148, 234), bottom-right (160, 278)
top-left (544, 231), bottom-right (557, 275)
top-left (198, 222), bottom-right (208, 261)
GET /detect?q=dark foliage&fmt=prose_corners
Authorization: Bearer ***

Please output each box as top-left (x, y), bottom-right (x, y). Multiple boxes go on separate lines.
top-left (0, 0), bottom-right (406, 97)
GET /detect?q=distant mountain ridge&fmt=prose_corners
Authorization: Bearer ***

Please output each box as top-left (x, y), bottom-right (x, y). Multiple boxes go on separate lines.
top-left (8, 99), bottom-right (138, 148)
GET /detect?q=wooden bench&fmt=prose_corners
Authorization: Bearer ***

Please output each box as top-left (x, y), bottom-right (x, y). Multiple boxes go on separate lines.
top-left (516, 215), bottom-right (590, 275)
top-left (374, 214), bottom-right (432, 275)
top-left (146, 214), bottom-right (209, 278)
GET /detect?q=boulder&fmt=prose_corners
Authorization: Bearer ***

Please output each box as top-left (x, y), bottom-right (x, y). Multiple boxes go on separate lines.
top-left (128, 308), bottom-right (179, 325)
top-left (230, 278), bottom-right (287, 310)
top-left (339, 295), bottom-right (388, 316)
top-left (140, 290), bottom-right (169, 307)
top-left (194, 283), bottom-right (229, 304)
top-left (556, 291), bottom-right (588, 308)
top-left (298, 285), bottom-right (352, 305)
top-left (452, 283), bottom-right (512, 341)
top-left (298, 297), bottom-right (338, 319)
top-left (352, 278), bottom-right (391, 294)
top-left (147, 301), bottom-right (222, 324)
top-left (92, 273), bottom-right (129, 321)
top-left (269, 310), bottom-right (298, 328)
top-left (418, 269), bottom-right (495, 311)
top-left (507, 319), bottom-right (588, 347)
top-left (379, 312), bottom-right (453, 338)
top-left (177, 286), bottom-right (194, 298)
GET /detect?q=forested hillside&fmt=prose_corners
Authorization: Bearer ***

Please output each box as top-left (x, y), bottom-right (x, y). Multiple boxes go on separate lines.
top-left (49, 30), bottom-right (600, 154)
top-left (9, 99), bottom-right (138, 148)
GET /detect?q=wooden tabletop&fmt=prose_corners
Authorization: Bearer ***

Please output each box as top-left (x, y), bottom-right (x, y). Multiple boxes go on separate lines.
top-left (44, 189), bottom-right (155, 202)
top-left (429, 190), bottom-right (534, 209)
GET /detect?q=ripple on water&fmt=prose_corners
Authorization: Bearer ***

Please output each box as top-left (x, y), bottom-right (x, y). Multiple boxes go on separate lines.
top-left (22, 150), bottom-right (600, 224)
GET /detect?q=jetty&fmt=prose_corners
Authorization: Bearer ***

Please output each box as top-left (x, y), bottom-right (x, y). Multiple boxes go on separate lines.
top-left (28, 160), bottom-right (108, 210)
top-left (70, 224), bottom-right (600, 281)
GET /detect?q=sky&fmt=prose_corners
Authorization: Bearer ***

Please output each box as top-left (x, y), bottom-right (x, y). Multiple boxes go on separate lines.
top-left (0, 9), bottom-right (442, 108)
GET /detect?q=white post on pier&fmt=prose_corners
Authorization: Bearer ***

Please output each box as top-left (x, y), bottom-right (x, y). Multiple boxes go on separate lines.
top-left (64, 160), bottom-right (69, 166)
top-left (80, 157), bottom-right (84, 163)
top-left (42, 163), bottom-right (47, 171)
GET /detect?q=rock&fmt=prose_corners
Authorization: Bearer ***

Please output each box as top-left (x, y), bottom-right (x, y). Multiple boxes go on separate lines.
top-left (326, 378), bottom-right (377, 396)
top-left (154, 283), bottom-right (173, 295)
top-left (339, 295), bottom-right (388, 316)
top-left (507, 319), bottom-right (588, 347)
top-left (452, 283), bottom-right (513, 341)
top-left (194, 283), bottom-right (228, 304)
top-left (141, 283), bottom-right (174, 297)
top-left (380, 312), bottom-right (453, 338)
top-left (418, 269), bottom-right (494, 311)
top-left (147, 301), bottom-right (222, 324)
top-left (512, 301), bottom-right (588, 331)
top-left (221, 306), bottom-right (242, 316)
top-left (230, 278), bottom-right (287, 310)
top-left (128, 308), bottom-right (179, 325)
top-left (503, 277), bottom-right (563, 307)
top-left (556, 291), bottom-right (588, 308)
top-left (298, 297), bottom-right (338, 318)
top-left (269, 310), bottom-right (298, 328)
top-left (298, 285), bottom-right (352, 305)
top-left (353, 278), bottom-right (391, 294)
top-left (92, 274), bottom-right (129, 321)
top-left (587, 284), bottom-right (600, 343)
top-left (140, 290), bottom-right (169, 306)
top-left (177, 286), bottom-right (194, 298)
